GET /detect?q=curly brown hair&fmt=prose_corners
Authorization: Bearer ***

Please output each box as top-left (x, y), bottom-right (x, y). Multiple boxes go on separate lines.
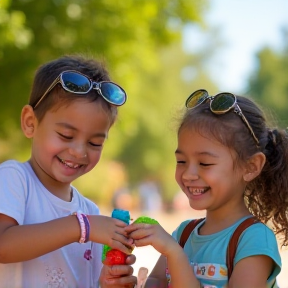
top-left (179, 94), bottom-right (288, 247)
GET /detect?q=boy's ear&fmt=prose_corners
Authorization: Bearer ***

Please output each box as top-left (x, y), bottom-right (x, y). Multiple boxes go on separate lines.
top-left (243, 152), bottom-right (266, 182)
top-left (21, 105), bottom-right (37, 138)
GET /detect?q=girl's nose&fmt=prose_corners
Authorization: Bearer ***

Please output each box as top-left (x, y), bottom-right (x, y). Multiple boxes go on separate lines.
top-left (182, 167), bottom-right (199, 181)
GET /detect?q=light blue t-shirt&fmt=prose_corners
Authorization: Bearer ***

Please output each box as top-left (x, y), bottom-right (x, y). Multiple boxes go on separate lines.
top-left (172, 216), bottom-right (281, 288)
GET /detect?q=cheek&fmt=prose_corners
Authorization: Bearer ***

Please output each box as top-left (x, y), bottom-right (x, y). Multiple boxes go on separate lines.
top-left (175, 168), bottom-right (182, 185)
top-left (86, 151), bottom-right (103, 171)
top-left (36, 137), bottom-right (64, 156)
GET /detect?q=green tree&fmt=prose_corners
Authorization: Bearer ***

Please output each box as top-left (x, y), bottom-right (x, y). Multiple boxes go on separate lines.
top-left (1, 0), bottom-right (218, 205)
top-left (247, 29), bottom-right (288, 128)
top-left (0, 0), bottom-right (208, 132)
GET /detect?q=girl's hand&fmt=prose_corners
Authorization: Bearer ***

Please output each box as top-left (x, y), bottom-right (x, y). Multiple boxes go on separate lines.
top-left (125, 223), bottom-right (181, 257)
top-left (88, 215), bottom-right (133, 254)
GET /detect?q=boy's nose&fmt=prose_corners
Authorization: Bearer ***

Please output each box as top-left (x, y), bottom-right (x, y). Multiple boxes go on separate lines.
top-left (68, 145), bottom-right (87, 159)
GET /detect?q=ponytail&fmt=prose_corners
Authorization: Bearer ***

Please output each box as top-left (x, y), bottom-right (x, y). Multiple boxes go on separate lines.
top-left (247, 128), bottom-right (288, 246)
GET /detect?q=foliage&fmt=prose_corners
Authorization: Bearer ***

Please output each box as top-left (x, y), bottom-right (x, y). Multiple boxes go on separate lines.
top-left (247, 29), bottom-right (288, 128)
top-left (0, 0), bottom-right (218, 205)
top-left (0, 0), bottom-right (208, 131)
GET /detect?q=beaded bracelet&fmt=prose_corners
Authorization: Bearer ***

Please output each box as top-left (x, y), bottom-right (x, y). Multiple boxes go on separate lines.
top-left (82, 214), bottom-right (90, 243)
top-left (73, 212), bottom-right (86, 243)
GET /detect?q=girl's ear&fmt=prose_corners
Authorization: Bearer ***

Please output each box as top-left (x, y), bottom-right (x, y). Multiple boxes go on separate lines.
top-left (243, 152), bottom-right (266, 182)
top-left (21, 105), bottom-right (37, 138)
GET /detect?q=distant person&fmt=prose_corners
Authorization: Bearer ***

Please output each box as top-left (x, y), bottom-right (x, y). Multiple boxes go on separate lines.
top-left (0, 55), bottom-right (136, 288)
top-left (112, 187), bottom-right (134, 211)
top-left (138, 178), bottom-right (162, 213)
top-left (172, 190), bottom-right (192, 211)
top-left (126, 89), bottom-right (288, 287)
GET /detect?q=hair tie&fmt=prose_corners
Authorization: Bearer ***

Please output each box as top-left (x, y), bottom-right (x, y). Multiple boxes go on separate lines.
top-left (268, 129), bottom-right (278, 146)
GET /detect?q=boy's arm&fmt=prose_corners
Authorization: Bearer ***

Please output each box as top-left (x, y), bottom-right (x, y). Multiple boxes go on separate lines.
top-left (0, 213), bottom-right (79, 262)
top-left (0, 213), bottom-right (132, 263)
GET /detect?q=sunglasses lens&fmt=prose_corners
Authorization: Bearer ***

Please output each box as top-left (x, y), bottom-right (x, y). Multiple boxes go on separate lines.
top-left (62, 72), bottom-right (91, 93)
top-left (100, 82), bottom-right (126, 106)
top-left (211, 93), bottom-right (235, 112)
top-left (186, 90), bottom-right (208, 108)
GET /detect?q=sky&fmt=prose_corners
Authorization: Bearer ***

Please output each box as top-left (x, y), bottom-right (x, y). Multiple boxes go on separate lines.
top-left (183, 0), bottom-right (288, 93)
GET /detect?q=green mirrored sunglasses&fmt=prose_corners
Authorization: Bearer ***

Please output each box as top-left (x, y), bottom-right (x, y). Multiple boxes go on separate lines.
top-left (186, 89), bottom-right (259, 145)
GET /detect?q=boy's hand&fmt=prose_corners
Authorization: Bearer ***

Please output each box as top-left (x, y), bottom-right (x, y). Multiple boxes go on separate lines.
top-left (99, 255), bottom-right (137, 288)
top-left (88, 215), bottom-right (133, 254)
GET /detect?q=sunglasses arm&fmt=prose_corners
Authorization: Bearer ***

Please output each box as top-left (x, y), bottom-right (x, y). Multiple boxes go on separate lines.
top-left (33, 76), bottom-right (61, 109)
top-left (234, 105), bottom-right (259, 145)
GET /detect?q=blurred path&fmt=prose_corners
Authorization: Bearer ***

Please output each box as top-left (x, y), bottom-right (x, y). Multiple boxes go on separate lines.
top-left (128, 210), bottom-right (288, 288)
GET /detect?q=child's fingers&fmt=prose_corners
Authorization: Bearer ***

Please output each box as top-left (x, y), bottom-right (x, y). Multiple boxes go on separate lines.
top-left (114, 218), bottom-right (129, 227)
top-left (125, 254), bottom-right (136, 265)
top-left (127, 225), bottom-right (156, 242)
top-left (124, 223), bottom-right (150, 233)
top-left (132, 235), bottom-right (154, 248)
top-left (110, 239), bottom-right (134, 255)
top-left (109, 232), bottom-right (135, 254)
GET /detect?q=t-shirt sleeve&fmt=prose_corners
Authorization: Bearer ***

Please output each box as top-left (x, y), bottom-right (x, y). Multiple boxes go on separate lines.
top-left (0, 163), bottom-right (27, 225)
top-left (235, 223), bottom-right (281, 281)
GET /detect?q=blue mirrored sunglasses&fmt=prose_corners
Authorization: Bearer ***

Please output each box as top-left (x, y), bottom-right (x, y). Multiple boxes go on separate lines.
top-left (32, 70), bottom-right (127, 109)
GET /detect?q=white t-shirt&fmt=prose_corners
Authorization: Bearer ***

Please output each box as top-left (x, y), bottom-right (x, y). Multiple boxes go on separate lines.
top-left (0, 160), bottom-right (103, 288)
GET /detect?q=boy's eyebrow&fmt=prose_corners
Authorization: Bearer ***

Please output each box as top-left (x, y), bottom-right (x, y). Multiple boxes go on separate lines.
top-left (175, 149), bottom-right (219, 158)
top-left (55, 122), bottom-right (107, 138)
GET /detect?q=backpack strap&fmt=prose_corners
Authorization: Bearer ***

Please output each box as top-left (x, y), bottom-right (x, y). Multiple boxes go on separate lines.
top-left (178, 218), bottom-right (205, 248)
top-left (178, 216), bottom-right (259, 280)
top-left (226, 216), bottom-right (259, 279)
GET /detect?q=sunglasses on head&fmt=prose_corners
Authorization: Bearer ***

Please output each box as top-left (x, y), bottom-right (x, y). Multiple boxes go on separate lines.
top-left (185, 89), bottom-right (259, 145)
top-left (32, 70), bottom-right (127, 109)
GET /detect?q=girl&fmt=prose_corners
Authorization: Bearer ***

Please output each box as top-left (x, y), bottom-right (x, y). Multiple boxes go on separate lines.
top-left (126, 89), bottom-right (288, 287)
top-left (0, 55), bottom-right (136, 288)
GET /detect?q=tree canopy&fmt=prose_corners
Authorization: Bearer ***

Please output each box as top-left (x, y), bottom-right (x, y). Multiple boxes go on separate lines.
top-left (1, 0), bottom-right (213, 205)
top-left (247, 29), bottom-right (288, 128)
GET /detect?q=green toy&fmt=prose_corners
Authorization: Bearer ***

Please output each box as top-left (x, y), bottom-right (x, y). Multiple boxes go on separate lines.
top-left (133, 216), bottom-right (159, 225)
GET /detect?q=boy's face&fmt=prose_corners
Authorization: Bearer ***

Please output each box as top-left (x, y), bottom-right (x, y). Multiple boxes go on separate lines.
top-left (22, 98), bottom-right (111, 198)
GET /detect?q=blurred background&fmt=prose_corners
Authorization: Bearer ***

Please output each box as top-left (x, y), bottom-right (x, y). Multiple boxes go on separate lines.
top-left (1, 0), bottom-right (288, 285)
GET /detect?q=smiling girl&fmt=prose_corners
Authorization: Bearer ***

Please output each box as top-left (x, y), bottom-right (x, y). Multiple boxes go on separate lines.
top-left (126, 89), bottom-right (288, 288)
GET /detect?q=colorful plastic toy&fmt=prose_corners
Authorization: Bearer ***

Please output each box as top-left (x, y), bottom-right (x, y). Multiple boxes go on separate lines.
top-left (133, 216), bottom-right (159, 225)
top-left (102, 209), bottom-right (130, 265)
top-left (102, 209), bottom-right (159, 265)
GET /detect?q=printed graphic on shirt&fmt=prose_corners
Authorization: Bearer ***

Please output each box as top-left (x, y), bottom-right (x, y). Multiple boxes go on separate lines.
top-left (191, 262), bottom-right (228, 288)
top-left (45, 265), bottom-right (68, 288)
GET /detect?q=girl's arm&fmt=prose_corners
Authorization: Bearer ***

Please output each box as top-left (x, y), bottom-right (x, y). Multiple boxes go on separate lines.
top-left (0, 213), bottom-right (132, 263)
top-left (229, 255), bottom-right (274, 288)
top-left (126, 223), bottom-right (201, 288)
top-left (144, 255), bottom-right (168, 288)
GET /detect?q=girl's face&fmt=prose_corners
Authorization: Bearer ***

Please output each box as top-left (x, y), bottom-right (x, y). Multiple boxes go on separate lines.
top-left (175, 128), bottom-right (247, 214)
top-left (28, 99), bottom-right (111, 198)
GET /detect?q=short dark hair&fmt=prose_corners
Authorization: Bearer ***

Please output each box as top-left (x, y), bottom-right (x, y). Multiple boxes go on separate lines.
top-left (29, 54), bottom-right (118, 125)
